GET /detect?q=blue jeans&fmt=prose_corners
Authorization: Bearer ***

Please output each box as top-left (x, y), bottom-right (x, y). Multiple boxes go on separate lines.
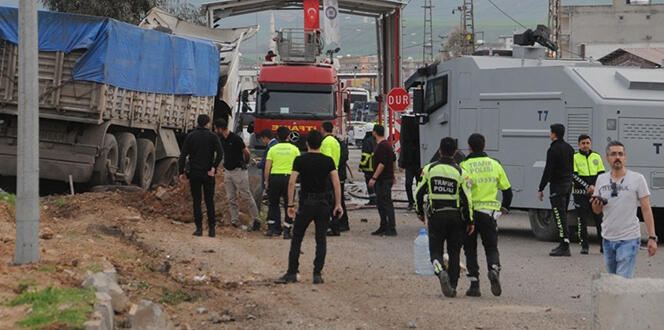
top-left (602, 238), bottom-right (640, 278)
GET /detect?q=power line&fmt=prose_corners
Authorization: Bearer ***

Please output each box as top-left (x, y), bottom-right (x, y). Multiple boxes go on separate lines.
top-left (486, 0), bottom-right (527, 30)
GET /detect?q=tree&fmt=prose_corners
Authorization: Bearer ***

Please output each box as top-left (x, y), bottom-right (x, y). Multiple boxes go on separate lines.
top-left (41, 0), bottom-right (160, 25)
top-left (441, 28), bottom-right (463, 61)
top-left (161, 0), bottom-right (207, 26)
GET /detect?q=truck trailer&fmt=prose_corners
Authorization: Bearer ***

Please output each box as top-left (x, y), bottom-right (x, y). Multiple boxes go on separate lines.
top-left (0, 7), bottom-right (251, 189)
top-left (403, 47), bottom-right (664, 240)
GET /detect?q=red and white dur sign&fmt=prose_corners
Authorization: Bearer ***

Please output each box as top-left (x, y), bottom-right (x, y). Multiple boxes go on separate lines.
top-left (387, 88), bottom-right (410, 112)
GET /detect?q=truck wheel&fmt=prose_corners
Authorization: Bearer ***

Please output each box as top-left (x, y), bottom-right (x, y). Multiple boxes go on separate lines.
top-left (115, 132), bottom-right (137, 185)
top-left (152, 158), bottom-right (178, 187)
top-left (134, 139), bottom-right (156, 189)
top-left (528, 209), bottom-right (558, 242)
top-left (90, 133), bottom-right (119, 186)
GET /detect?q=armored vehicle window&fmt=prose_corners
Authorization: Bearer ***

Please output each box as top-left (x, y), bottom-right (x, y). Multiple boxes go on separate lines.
top-left (425, 75), bottom-right (448, 114)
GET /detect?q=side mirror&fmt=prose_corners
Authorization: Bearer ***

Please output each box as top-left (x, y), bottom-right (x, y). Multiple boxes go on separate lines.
top-left (413, 88), bottom-right (424, 114)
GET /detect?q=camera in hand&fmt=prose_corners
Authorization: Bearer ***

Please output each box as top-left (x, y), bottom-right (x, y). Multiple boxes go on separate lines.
top-left (594, 196), bottom-right (608, 205)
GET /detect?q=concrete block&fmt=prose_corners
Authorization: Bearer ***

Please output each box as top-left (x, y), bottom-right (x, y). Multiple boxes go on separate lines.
top-left (130, 300), bottom-right (176, 330)
top-left (108, 282), bottom-right (129, 313)
top-left (102, 268), bottom-right (118, 284)
top-left (94, 292), bottom-right (113, 330)
top-left (82, 273), bottom-right (110, 291)
top-left (84, 312), bottom-right (107, 330)
top-left (592, 273), bottom-right (664, 330)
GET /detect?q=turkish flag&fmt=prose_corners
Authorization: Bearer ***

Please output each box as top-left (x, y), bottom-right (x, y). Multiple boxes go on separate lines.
top-left (303, 0), bottom-right (320, 30)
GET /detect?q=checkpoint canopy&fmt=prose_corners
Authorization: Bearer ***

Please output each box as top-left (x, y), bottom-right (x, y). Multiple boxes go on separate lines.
top-left (0, 6), bottom-right (220, 96)
top-left (202, 0), bottom-right (407, 124)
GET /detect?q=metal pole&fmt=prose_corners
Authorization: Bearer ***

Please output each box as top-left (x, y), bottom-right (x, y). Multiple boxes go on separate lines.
top-left (15, 0), bottom-right (40, 265)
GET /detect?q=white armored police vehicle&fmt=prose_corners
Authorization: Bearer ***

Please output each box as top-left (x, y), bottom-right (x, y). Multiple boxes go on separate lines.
top-left (402, 43), bottom-right (664, 241)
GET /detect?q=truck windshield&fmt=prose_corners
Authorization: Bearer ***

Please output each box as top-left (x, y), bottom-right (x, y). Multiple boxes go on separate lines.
top-left (258, 89), bottom-right (334, 118)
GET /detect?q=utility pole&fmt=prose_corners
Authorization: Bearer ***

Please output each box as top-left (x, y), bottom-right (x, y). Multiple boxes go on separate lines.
top-left (15, 0), bottom-right (40, 265)
top-left (422, 0), bottom-right (434, 64)
top-left (548, 0), bottom-right (562, 58)
top-left (460, 0), bottom-right (475, 55)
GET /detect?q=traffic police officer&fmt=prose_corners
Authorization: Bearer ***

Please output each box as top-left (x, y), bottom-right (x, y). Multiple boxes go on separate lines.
top-left (460, 133), bottom-right (512, 297)
top-left (321, 121), bottom-right (343, 236)
top-left (415, 137), bottom-right (473, 298)
top-left (264, 126), bottom-right (301, 238)
top-left (572, 134), bottom-right (605, 254)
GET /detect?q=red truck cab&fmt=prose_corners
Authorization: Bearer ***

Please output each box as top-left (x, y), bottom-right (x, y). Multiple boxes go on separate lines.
top-left (253, 61), bottom-right (347, 150)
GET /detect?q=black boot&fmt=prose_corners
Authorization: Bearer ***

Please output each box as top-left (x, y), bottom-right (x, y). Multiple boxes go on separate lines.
top-left (192, 229), bottom-right (202, 237)
top-left (283, 228), bottom-right (292, 240)
top-left (580, 243), bottom-right (589, 255)
top-left (193, 220), bottom-right (202, 236)
top-left (465, 279), bottom-right (481, 297)
top-left (371, 228), bottom-right (385, 236)
top-left (549, 243), bottom-right (571, 257)
top-left (252, 220), bottom-right (262, 232)
top-left (488, 266), bottom-right (502, 296)
top-left (274, 273), bottom-right (297, 284)
top-left (313, 274), bottom-right (324, 284)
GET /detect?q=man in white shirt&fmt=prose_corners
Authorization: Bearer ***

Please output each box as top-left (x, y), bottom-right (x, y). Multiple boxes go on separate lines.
top-left (591, 141), bottom-right (657, 278)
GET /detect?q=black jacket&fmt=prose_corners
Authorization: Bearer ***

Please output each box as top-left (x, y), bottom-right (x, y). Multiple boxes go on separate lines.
top-left (538, 139), bottom-right (574, 191)
top-left (178, 127), bottom-right (223, 175)
top-left (335, 136), bottom-right (349, 181)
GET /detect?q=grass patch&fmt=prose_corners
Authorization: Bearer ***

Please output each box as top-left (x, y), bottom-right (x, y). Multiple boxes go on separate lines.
top-left (54, 197), bottom-right (68, 208)
top-left (128, 280), bottom-right (151, 290)
top-left (87, 263), bottom-right (103, 273)
top-left (37, 266), bottom-right (55, 272)
top-left (159, 288), bottom-right (195, 306)
top-left (8, 286), bottom-right (95, 329)
top-left (0, 192), bottom-right (16, 206)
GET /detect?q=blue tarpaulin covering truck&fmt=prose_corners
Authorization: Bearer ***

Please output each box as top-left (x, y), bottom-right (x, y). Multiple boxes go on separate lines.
top-left (0, 7), bottom-right (251, 189)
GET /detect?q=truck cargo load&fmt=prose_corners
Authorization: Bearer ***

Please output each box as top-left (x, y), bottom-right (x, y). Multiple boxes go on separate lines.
top-left (0, 7), bottom-right (248, 190)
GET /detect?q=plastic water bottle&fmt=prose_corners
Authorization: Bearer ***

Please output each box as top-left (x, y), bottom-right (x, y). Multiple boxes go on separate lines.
top-left (414, 228), bottom-right (434, 276)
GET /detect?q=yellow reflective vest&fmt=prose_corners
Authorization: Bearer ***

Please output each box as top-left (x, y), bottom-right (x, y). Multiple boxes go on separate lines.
top-left (460, 155), bottom-right (511, 211)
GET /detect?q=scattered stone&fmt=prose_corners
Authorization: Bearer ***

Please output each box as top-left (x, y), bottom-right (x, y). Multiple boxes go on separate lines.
top-left (220, 314), bottom-right (234, 323)
top-left (241, 225), bottom-right (249, 231)
top-left (155, 187), bottom-right (170, 201)
top-left (125, 215), bottom-right (142, 222)
top-left (203, 249), bottom-right (215, 253)
top-left (545, 307), bottom-right (552, 312)
top-left (82, 273), bottom-right (110, 291)
top-left (193, 275), bottom-right (206, 282)
top-left (72, 259), bottom-right (79, 267)
top-left (407, 321), bottom-right (417, 328)
top-left (360, 218), bottom-right (368, 222)
top-left (84, 318), bottom-right (104, 330)
top-left (63, 269), bottom-right (75, 277)
top-left (39, 228), bottom-right (54, 240)
top-left (286, 320), bottom-right (293, 324)
top-left (196, 307), bottom-right (207, 314)
top-left (130, 300), bottom-right (176, 330)
top-left (107, 283), bottom-right (129, 313)
top-left (353, 308), bottom-right (359, 312)
top-left (246, 314), bottom-right (256, 320)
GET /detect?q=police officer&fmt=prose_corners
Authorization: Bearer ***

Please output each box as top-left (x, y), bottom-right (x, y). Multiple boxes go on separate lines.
top-left (538, 123), bottom-right (575, 257)
top-left (460, 133), bottom-right (512, 297)
top-left (573, 134), bottom-right (605, 254)
top-left (264, 126), bottom-right (301, 238)
top-left (415, 137), bottom-right (473, 298)
top-left (359, 131), bottom-right (377, 205)
top-left (275, 130), bottom-right (343, 285)
top-left (320, 122), bottom-right (343, 236)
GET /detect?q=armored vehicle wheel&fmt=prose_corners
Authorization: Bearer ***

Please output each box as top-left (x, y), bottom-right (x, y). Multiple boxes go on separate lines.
top-left (528, 209), bottom-right (558, 242)
top-left (134, 139), bottom-right (156, 189)
top-left (90, 133), bottom-right (119, 186)
top-left (115, 132), bottom-right (137, 185)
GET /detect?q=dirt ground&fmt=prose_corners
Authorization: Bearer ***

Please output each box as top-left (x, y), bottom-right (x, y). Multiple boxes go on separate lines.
top-left (2, 159), bottom-right (663, 329)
